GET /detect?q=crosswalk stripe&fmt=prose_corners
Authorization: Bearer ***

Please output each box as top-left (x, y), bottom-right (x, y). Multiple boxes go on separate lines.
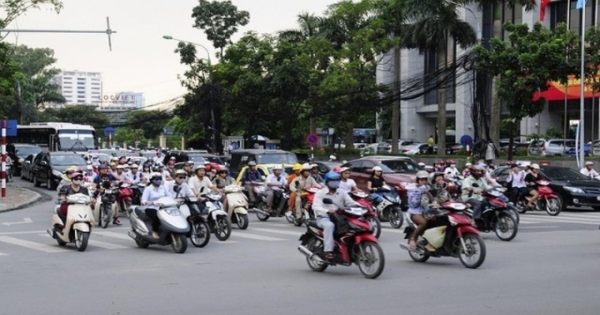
top-left (230, 232), bottom-right (285, 241)
top-left (380, 228), bottom-right (405, 234)
top-left (0, 252), bottom-right (7, 256)
top-left (94, 231), bottom-right (133, 241)
top-left (519, 217), bottom-right (598, 225)
top-left (36, 234), bottom-right (128, 250)
top-left (0, 236), bottom-right (67, 253)
top-left (249, 228), bottom-right (302, 236)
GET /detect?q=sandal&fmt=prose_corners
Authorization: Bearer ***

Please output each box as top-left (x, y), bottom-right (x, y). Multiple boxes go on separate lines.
top-left (471, 220), bottom-right (478, 228)
top-left (324, 252), bottom-right (335, 260)
top-left (113, 218), bottom-right (122, 225)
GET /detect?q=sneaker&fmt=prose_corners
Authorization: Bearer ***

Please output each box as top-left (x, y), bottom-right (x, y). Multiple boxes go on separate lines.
top-left (285, 211), bottom-right (292, 218)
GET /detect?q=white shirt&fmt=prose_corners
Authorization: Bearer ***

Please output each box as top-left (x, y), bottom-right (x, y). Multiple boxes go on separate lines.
top-left (153, 156), bottom-right (163, 164)
top-left (166, 181), bottom-right (195, 198)
top-left (141, 184), bottom-right (171, 204)
top-left (581, 168), bottom-right (600, 179)
top-left (188, 176), bottom-right (214, 195)
top-left (338, 179), bottom-right (357, 193)
top-left (265, 173), bottom-right (286, 191)
top-left (444, 166), bottom-right (459, 179)
top-left (507, 170), bottom-right (527, 188)
top-left (125, 171), bottom-right (143, 184)
top-left (161, 170), bottom-right (172, 182)
top-left (312, 188), bottom-right (359, 217)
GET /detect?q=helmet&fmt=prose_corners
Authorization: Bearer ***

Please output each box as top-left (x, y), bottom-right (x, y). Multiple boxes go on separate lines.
top-left (174, 169), bottom-right (187, 177)
top-left (310, 164), bottom-right (319, 169)
top-left (110, 162), bottom-right (117, 166)
top-left (272, 165), bottom-right (283, 171)
top-left (64, 166), bottom-right (78, 174)
top-left (248, 161), bottom-right (257, 166)
top-left (416, 170), bottom-right (429, 180)
top-left (217, 165), bottom-right (228, 173)
top-left (372, 166), bottom-right (382, 172)
top-left (429, 172), bottom-right (444, 185)
top-left (194, 164), bottom-right (206, 173)
top-left (531, 163), bottom-right (540, 170)
top-left (209, 162), bottom-right (219, 172)
top-left (117, 165), bottom-right (126, 169)
top-left (86, 165), bottom-right (93, 170)
top-left (69, 172), bottom-right (83, 179)
top-left (150, 172), bottom-right (162, 180)
top-left (586, 161), bottom-right (594, 166)
top-left (324, 171), bottom-right (342, 182)
top-left (448, 159), bottom-right (456, 165)
top-left (418, 162), bottom-right (425, 167)
top-left (465, 162), bottom-right (472, 167)
top-left (332, 166), bottom-right (341, 173)
top-left (339, 167), bottom-right (350, 173)
top-left (439, 160), bottom-right (446, 165)
top-left (301, 163), bottom-right (312, 171)
top-left (152, 165), bottom-right (161, 172)
top-left (292, 163), bottom-right (302, 171)
top-left (131, 164), bottom-right (139, 169)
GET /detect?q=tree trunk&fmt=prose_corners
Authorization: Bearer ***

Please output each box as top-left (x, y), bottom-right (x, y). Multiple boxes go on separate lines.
top-left (309, 117), bottom-right (316, 135)
top-left (489, 4), bottom-right (503, 150)
top-left (345, 124), bottom-right (354, 150)
top-left (436, 39), bottom-right (448, 157)
top-left (391, 44), bottom-right (401, 154)
top-left (507, 119), bottom-right (518, 161)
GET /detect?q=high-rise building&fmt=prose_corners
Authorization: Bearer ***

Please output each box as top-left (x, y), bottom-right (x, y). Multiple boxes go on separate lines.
top-left (52, 70), bottom-right (103, 106)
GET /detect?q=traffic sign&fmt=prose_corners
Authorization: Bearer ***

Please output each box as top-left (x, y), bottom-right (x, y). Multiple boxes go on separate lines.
top-left (104, 126), bottom-right (115, 136)
top-left (306, 133), bottom-right (320, 146)
top-left (5, 119), bottom-right (17, 137)
top-left (460, 135), bottom-right (473, 148)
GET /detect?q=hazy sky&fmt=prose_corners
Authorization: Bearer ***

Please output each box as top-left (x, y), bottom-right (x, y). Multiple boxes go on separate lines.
top-left (6, 0), bottom-right (338, 107)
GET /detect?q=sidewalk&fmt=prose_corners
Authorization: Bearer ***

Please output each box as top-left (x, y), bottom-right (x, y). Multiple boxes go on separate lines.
top-left (0, 185), bottom-right (42, 213)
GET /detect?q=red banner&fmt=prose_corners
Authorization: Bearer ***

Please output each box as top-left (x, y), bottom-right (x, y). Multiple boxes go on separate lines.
top-left (534, 75), bottom-right (600, 101)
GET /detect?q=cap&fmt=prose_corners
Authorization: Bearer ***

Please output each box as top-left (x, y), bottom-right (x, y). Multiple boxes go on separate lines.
top-left (131, 164), bottom-right (139, 169)
top-left (372, 166), bottom-right (382, 172)
top-left (273, 165), bottom-right (283, 170)
top-left (586, 161), bottom-right (594, 166)
top-left (531, 163), bottom-right (540, 170)
top-left (301, 163), bottom-right (312, 171)
top-left (248, 161), bottom-right (257, 166)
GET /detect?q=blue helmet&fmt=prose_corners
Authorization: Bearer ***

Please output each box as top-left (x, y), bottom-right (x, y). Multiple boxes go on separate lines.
top-left (324, 171), bottom-right (341, 183)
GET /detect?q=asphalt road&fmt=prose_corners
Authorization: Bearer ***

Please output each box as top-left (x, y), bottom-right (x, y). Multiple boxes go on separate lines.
top-left (1, 179), bottom-right (600, 315)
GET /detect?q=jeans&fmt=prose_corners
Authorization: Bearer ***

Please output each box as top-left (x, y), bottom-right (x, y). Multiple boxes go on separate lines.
top-left (466, 198), bottom-right (488, 220)
top-left (369, 192), bottom-right (383, 205)
top-left (317, 216), bottom-right (335, 252)
top-left (511, 187), bottom-right (528, 204)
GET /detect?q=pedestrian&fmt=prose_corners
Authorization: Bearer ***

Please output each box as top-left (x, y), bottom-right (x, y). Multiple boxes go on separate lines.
top-left (485, 140), bottom-right (498, 165)
top-left (427, 135), bottom-right (434, 154)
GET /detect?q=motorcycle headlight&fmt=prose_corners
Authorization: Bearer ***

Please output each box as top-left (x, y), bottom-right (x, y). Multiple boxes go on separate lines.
top-left (564, 186), bottom-right (584, 194)
top-left (52, 170), bottom-right (62, 177)
top-left (165, 207), bottom-right (181, 216)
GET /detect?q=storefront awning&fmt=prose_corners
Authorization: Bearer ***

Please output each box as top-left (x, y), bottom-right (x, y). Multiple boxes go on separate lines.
top-left (534, 76), bottom-right (599, 101)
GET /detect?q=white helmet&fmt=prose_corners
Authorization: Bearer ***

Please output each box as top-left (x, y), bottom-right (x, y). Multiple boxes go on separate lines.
top-left (372, 166), bottom-right (382, 172)
top-left (194, 164), bottom-right (206, 173)
top-left (531, 163), bottom-right (540, 170)
top-left (301, 163), bottom-right (312, 171)
top-left (273, 165), bottom-right (283, 171)
top-left (416, 170), bottom-right (429, 179)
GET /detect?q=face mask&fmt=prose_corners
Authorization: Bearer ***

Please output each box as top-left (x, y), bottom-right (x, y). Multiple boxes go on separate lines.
top-left (71, 180), bottom-right (82, 185)
top-left (450, 164), bottom-right (456, 168)
top-left (327, 180), bottom-right (340, 189)
top-left (152, 179), bottom-right (162, 186)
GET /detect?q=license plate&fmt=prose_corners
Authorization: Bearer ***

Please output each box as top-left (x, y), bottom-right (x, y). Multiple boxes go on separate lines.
top-left (105, 189), bottom-right (112, 194)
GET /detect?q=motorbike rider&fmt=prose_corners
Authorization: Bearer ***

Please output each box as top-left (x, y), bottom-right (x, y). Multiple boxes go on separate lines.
top-left (189, 164), bottom-right (220, 199)
top-left (125, 164), bottom-right (145, 184)
top-left (310, 164), bottom-right (324, 184)
top-left (212, 166), bottom-right (235, 191)
top-left (461, 164), bottom-right (489, 227)
top-left (291, 163), bottom-right (320, 219)
top-left (157, 164), bottom-right (172, 182)
top-left (524, 163), bottom-right (547, 209)
top-left (167, 169), bottom-right (195, 199)
top-left (183, 161), bottom-right (194, 178)
top-left (57, 172), bottom-right (94, 232)
top-left (94, 164), bottom-right (121, 225)
top-left (84, 165), bottom-right (96, 182)
top-left (208, 162), bottom-right (219, 181)
top-left (367, 166), bottom-right (386, 206)
top-left (406, 171), bottom-right (433, 250)
top-left (153, 150), bottom-right (163, 165)
top-left (57, 166), bottom-right (79, 193)
top-left (141, 172), bottom-right (172, 239)
top-left (114, 165), bottom-right (126, 181)
top-left (580, 161), bottom-right (600, 180)
top-left (109, 161), bottom-right (118, 174)
top-left (242, 161), bottom-right (263, 205)
top-left (436, 160), bottom-right (446, 172)
top-left (338, 167), bottom-right (357, 193)
top-left (286, 163), bottom-right (303, 212)
top-left (311, 171), bottom-right (359, 261)
top-left (507, 164), bottom-right (528, 204)
top-left (462, 162), bottom-right (472, 177)
top-left (443, 159), bottom-right (460, 180)
top-left (265, 165), bottom-right (287, 213)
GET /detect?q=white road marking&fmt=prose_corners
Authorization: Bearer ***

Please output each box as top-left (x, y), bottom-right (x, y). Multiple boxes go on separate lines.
top-left (230, 232), bottom-right (285, 241)
top-left (0, 236), bottom-right (67, 253)
top-left (249, 228), bottom-right (302, 236)
top-left (36, 234), bottom-right (128, 250)
top-left (94, 231), bottom-right (134, 241)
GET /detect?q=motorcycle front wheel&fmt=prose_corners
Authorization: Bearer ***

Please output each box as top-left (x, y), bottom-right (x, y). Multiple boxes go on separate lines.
top-left (368, 216), bottom-right (381, 239)
top-left (255, 202), bottom-right (270, 221)
top-left (545, 197), bottom-right (561, 216)
top-left (214, 217), bottom-right (232, 241)
top-left (458, 233), bottom-right (486, 269)
top-left (494, 213), bottom-right (518, 241)
top-left (171, 233), bottom-right (188, 254)
top-left (190, 220), bottom-right (211, 248)
top-left (74, 230), bottom-right (89, 252)
top-left (102, 204), bottom-right (112, 229)
top-left (357, 241), bottom-right (385, 279)
top-left (305, 238), bottom-right (328, 272)
top-left (236, 213), bottom-right (249, 230)
top-left (388, 207), bottom-right (404, 229)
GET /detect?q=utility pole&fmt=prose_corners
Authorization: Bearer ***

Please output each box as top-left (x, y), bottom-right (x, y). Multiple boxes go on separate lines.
top-left (16, 81), bottom-right (23, 124)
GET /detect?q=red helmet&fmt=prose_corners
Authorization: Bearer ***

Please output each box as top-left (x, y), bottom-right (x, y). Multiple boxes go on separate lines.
top-left (447, 159), bottom-right (456, 165)
top-left (439, 160), bottom-right (446, 165)
top-left (209, 162), bottom-right (219, 172)
top-left (332, 166), bottom-right (341, 173)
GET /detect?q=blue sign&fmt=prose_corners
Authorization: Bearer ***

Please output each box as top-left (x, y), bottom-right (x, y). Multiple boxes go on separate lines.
top-left (4, 119), bottom-right (17, 137)
top-left (164, 128), bottom-right (174, 136)
top-left (104, 127), bottom-right (115, 136)
top-left (306, 133), bottom-right (320, 145)
top-left (460, 135), bottom-right (473, 148)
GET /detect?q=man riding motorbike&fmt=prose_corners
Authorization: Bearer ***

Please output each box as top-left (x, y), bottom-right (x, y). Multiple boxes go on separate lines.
top-left (242, 161), bottom-right (263, 205)
top-left (141, 172), bottom-right (172, 239)
top-left (94, 164), bottom-right (120, 225)
top-left (311, 171), bottom-right (359, 261)
top-left (265, 165), bottom-right (287, 213)
top-left (167, 169), bottom-right (195, 199)
top-left (58, 172), bottom-right (95, 232)
top-left (125, 164), bottom-right (145, 184)
top-left (461, 164), bottom-right (489, 227)
top-left (291, 163), bottom-right (320, 220)
top-left (310, 164), bottom-right (324, 184)
top-left (188, 164), bottom-right (220, 207)
top-left (337, 167), bottom-right (358, 193)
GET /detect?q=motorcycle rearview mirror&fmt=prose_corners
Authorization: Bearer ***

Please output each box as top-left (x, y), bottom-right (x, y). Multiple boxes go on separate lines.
top-left (323, 198), bottom-right (333, 205)
top-left (173, 185), bottom-right (181, 193)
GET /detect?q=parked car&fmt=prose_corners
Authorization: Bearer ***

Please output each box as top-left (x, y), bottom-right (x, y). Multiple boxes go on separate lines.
top-left (20, 153), bottom-right (39, 182)
top-left (229, 149), bottom-right (298, 177)
top-left (6, 143), bottom-right (42, 176)
top-left (313, 161), bottom-right (342, 175)
top-left (445, 143), bottom-right (463, 155)
top-left (418, 144), bottom-right (438, 154)
top-left (527, 139), bottom-right (588, 156)
top-left (341, 156), bottom-right (421, 208)
top-left (32, 152), bottom-right (87, 190)
top-left (376, 139), bottom-right (417, 154)
top-left (492, 165), bottom-right (600, 211)
top-left (399, 143), bottom-right (425, 155)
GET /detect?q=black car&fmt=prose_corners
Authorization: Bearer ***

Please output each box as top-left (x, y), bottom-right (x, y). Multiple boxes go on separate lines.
top-left (6, 143), bottom-right (42, 176)
top-left (492, 165), bottom-right (600, 211)
top-left (32, 152), bottom-right (87, 190)
top-left (20, 153), bottom-right (39, 182)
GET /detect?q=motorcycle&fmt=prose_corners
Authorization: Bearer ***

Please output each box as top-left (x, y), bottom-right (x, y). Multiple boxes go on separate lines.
top-left (369, 185), bottom-right (404, 231)
top-left (488, 186), bottom-right (520, 224)
top-left (349, 190), bottom-right (382, 238)
top-left (292, 185), bottom-right (322, 227)
top-left (254, 184), bottom-right (292, 223)
top-left (128, 196), bottom-right (190, 253)
top-left (399, 201), bottom-right (486, 269)
top-left (93, 180), bottom-right (116, 229)
top-left (6, 163), bottom-right (12, 182)
top-left (117, 181), bottom-right (133, 217)
top-left (130, 182), bottom-right (146, 205)
top-left (447, 175), bottom-right (464, 198)
top-left (203, 191), bottom-right (233, 241)
top-left (515, 180), bottom-right (561, 216)
top-left (222, 184), bottom-right (250, 230)
top-left (47, 193), bottom-right (94, 252)
top-left (174, 187), bottom-right (211, 248)
top-left (298, 198), bottom-right (385, 279)
top-left (463, 186), bottom-right (518, 242)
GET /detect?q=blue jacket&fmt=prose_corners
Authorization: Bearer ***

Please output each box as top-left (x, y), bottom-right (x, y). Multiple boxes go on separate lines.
top-left (243, 169), bottom-right (263, 183)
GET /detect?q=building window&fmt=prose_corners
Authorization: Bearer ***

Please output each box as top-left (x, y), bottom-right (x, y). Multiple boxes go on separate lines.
top-left (423, 37), bottom-right (457, 105)
top-left (502, 3), bottom-right (523, 39)
top-left (549, 0), bottom-right (596, 34)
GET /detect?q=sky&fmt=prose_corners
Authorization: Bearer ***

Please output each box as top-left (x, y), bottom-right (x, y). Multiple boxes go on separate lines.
top-left (5, 0), bottom-right (339, 108)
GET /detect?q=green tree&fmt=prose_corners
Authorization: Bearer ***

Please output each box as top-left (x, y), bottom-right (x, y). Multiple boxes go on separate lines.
top-left (474, 22), bottom-right (578, 160)
top-left (40, 105), bottom-right (110, 128)
top-left (123, 109), bottom-right (171, 140)
top-left (0, 43), bottom-right (22, 119)
top-left (0, 0), bottom-right (62, 29)
top-left (191, 0), bottom-right (250, 57)
top-left (112, 127), bottom-right (145, 144)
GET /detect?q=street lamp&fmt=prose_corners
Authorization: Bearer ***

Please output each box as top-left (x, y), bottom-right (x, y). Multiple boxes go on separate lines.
top-left (162, 35), bottom-right (211, 66)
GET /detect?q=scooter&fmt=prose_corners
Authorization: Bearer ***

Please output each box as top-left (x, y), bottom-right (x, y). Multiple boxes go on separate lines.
top-left (370, 185), bottom-right (404, 230)
top-left (463, 186), bottom-right (518, 242)
top-left (222, 184), bottom-right (250, 230)
top-left (47, 193), bottom-right (94, 252)
top-left (203, 191), bottom-right (233, 241)
top-left (298, 198), bottom-right (385, 279)
top-left (174, 187), bottom-right (211, 248)
top-left (116, 182), bottom-right (133, 217)
top-left (255, 185), bottom-right (291, 222)
top-left (399, 201), bottom-right (486, 269)
top-left (292, 185), bottom-right (321, 227)
top-left (128, 197), bottom-right (190, 254)
top-left (131, 182), bottom-right (145, 205)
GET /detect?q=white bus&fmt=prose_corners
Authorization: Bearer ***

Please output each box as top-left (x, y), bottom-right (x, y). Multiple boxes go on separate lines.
top-left (10, 122), bottom-right (98, 152)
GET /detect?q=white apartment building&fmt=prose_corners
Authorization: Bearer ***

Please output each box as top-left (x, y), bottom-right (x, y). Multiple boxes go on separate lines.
top-left (52, 70), bottom-right (103, 106)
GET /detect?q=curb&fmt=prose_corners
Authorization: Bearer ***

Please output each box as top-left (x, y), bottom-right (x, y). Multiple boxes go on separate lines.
top-left (0, 190), bottom-right (43, 214)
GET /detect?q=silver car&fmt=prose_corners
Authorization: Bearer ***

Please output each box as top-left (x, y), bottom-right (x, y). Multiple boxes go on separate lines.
top-left (528, 139), bottom-right (576, 156)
